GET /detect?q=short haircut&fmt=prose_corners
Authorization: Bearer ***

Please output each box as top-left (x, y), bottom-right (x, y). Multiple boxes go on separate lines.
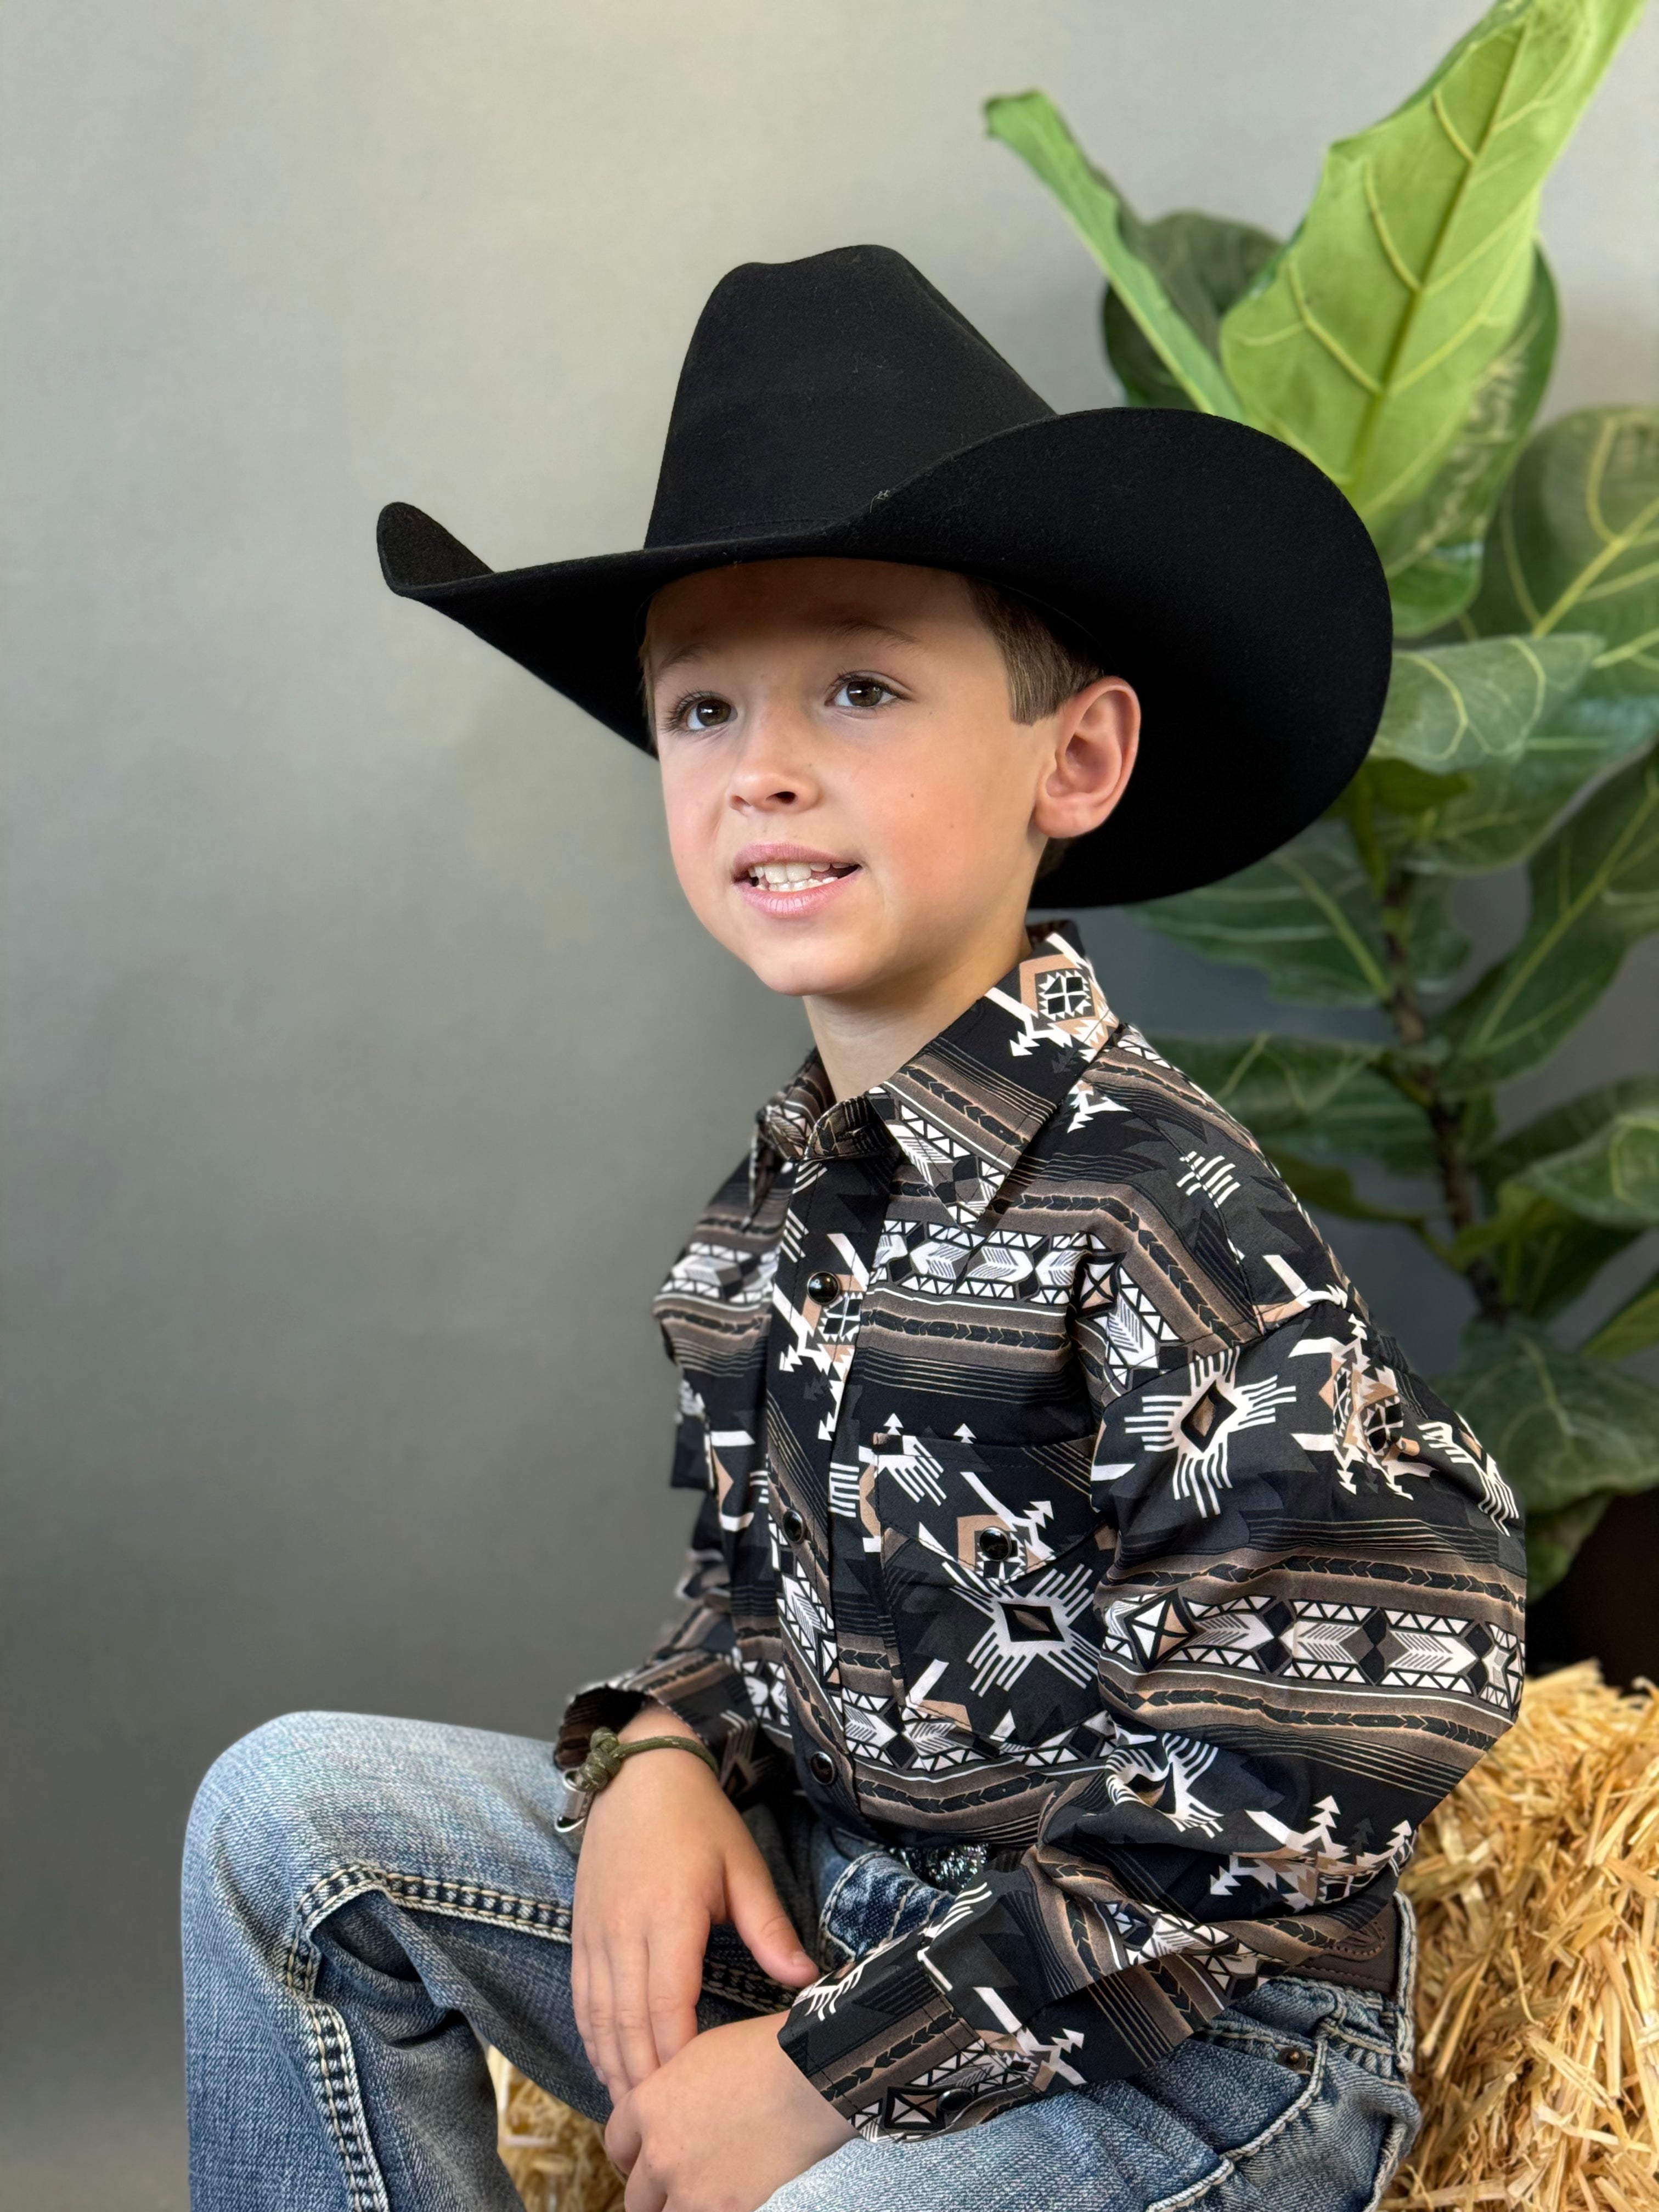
top-left (964, 578), bottom-right (1110, 883)
top-left (963, 577), bottom-right (1110, 725)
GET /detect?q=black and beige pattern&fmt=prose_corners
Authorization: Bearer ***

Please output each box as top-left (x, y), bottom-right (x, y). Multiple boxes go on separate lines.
top-left (558, 924), bottom-right (1523, 2140)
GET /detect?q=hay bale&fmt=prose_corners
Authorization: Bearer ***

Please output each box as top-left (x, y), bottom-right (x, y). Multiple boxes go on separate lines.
top-left (487, 2048), bottom-right (623, 2212)
top-left (1385, 1663), bottom-right (1659, 2209)
top-left (491, 1667), bottom-right (1659, 2210)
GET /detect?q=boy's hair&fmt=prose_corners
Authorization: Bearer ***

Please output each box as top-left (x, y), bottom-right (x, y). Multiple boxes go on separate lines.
top-left (964, 578), bottom-right (1109, 882)
top-left (963, 578), bottom-right (1109, 723)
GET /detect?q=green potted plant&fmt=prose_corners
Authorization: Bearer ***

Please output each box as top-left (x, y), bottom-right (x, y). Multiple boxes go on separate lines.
top-left (989, 0), bottom-right (1658, 1603)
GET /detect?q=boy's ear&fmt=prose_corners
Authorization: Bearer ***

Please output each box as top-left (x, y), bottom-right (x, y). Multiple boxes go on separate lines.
top-left (1032, 678), bottom-right (1140, 844)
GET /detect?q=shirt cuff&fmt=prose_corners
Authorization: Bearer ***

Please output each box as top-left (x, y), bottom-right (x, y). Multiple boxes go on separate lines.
top-left (776, 1893), bottom-right (1083, 2139)
top-left (552, 1647), bottom-right (777, 1844)
top-left (777, 1870), bottom-right (1231, 2138)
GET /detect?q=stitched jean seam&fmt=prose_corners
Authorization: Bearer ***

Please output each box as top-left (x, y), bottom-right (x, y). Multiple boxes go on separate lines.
top-left (814, 1851), bottom-right (873, 1960)
top-left (1360, 2114), bottom-right (1415, 2212)
top-left (300, 1996), bottom-right (390, 2212)
top-left (290, 1858), bottom-right (784, 2010)
top-left (1324, 2024), bottom-right (1397, 2064)
top-left (1393, 1893), bottom-right (1419, 2074)
top-left (281, 1859), bottom-right (781, 2209)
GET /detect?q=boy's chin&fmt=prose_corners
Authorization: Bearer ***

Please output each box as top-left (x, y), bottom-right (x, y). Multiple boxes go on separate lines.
top-left (732, 928), bottom-right (900, 1003)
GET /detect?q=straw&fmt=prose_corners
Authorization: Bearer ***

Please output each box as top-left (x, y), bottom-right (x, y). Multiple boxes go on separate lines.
top-left (1387, 1664), bottom-right (1659, 2209)
top-left (487, 2048), bottom-right (623, 2212)
top-left (489, 1666), bottom-right (1659, 2210)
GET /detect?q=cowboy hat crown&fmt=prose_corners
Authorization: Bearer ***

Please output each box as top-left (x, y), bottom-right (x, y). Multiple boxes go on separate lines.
top-left (645, 247), bottom-right (1052, 543)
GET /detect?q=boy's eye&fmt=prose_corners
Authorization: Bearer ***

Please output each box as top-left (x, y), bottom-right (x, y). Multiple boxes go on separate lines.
top-left (831, 675), bottom-right (896, 712)
top-left (674, 694), bottom-right (733, 732)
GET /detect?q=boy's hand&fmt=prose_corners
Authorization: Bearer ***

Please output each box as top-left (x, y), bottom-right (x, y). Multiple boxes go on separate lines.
top-left (570, 1702), bottom-right (817, 2098)
top-left (605, 2011), bottom-right (854, 2212)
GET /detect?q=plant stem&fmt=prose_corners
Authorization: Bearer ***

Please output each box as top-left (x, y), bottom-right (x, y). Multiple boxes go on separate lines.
top-left (1379, 867), bottom-right (1510, 1325)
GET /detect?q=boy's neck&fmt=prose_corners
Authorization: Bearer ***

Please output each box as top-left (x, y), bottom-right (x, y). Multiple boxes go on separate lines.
top-left (803, 915), bottom-right (1036, 1102)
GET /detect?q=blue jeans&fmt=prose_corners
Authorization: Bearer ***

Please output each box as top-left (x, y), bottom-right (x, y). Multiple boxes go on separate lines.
top-left (183, 1711), bottom-right (1420, 2212)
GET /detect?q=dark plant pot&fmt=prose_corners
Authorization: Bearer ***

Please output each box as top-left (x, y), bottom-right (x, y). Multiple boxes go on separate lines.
top-left (1525, 1486), bottom-right (1659, 1687)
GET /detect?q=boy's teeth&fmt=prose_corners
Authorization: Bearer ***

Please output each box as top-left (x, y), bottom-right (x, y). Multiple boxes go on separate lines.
top-left (749, 861), bottom-right (847, 888)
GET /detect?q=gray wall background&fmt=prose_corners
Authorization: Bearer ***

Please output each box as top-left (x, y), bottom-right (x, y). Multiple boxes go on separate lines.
top-left (4, 4), bottom-right (1656, 2205)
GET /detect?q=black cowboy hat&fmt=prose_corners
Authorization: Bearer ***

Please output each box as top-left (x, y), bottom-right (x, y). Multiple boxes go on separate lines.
top-left (377, 245), bottom-right (1390, 905)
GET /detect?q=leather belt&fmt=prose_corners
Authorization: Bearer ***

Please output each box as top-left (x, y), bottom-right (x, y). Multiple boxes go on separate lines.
top-left (1289, 1899), bottom-right (1400, 1995)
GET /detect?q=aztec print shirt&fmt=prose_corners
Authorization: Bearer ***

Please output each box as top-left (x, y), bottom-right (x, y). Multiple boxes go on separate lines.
top-left (557, 921), bottom-right (1526, 2141)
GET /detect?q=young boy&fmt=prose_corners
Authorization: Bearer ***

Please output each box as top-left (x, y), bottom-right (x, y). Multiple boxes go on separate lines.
top-left (183, 247), bottom-right (1525, 2212)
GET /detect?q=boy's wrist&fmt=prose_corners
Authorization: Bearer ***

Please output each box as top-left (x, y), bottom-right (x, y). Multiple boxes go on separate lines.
top-left (617, 1698), bottom-right (699, 1744)
top-left (584, 1704), bottom-right (725, 1812)
top-left (554, 1701), bottom-right (719, 1850)
top-left (569, 1722), bottom-right (721, 1799)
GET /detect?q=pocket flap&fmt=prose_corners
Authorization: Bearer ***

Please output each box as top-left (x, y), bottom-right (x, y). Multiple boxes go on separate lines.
top-left (865, 1426), bottom-right (1103, 1582)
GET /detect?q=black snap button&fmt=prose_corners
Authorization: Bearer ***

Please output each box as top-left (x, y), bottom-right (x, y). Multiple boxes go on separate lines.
top-left (808, 1750), bottom-right (835, 1785)
top-left (977, 1525), bottom-right (1018, 1563)
top-left (781, 1506), bottom-right (807, 1545)
top-left (1278, 2045), bottom-right (1312, 2073)
top-left (805, 1269), bottom-right (842, 1302)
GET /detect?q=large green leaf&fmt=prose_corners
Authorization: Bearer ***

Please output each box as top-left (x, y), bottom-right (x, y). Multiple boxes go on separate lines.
top-left (1372, 634), bottom-right (1600, 770)
top-left (1437, 743), bottom-right (1659, 1084)
top-left (1466, 1080), bottom-right (1659, 1316)
top-left (1218, 0), bottom-right (1643, 531)
top-left (1101, 212), bottom-right (1280, 410)
top-left (1361, 760), bottom-right (1474, 823)
top-left (1514, 1105), bottom-right (1659, 1227)
top-left (1465, 406), bottom-right (1659, 695)
top-left (1406, 873), bottom-right (1475, 990)
top-left (1584, 1268), bottom-right (1659, 1358)
top-left (1438, 1318), bottom-right (1659, 1516)
top-left (1376, 250), bottom-right (1559, 636)
top-left (1479, 1192), bottom-right (1638, 1317)
top-left (1136, 823), bottom-right (1465, 1007)
top-left (1436, 1316), bottom-right (1659, 1589)
top-left (985, 93), bottom-right (1246, 420)
top-left (1136, 825), bottom-right (1388, 1004)
top-left (1406, 698), bottom-right (1658, 874)
top-left (1477, 1075), bottom-right (1659, 1188)
top-left (1154, 1032), bottom-right (1438, 1175)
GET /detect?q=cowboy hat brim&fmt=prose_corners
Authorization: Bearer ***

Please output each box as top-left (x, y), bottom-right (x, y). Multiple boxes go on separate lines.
top-left (378, 407), bottom-right (1390, 906)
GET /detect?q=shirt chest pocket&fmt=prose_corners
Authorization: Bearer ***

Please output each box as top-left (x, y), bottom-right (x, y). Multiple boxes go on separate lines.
top-left (866, 1428), bottom-right (1110, 1754)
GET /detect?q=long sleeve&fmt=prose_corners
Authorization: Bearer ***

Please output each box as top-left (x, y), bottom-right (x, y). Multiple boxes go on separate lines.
top-left (555, 1383), bottom-right (783, 1825)
top-left (779, 1242), bottom-right (1526, 2135)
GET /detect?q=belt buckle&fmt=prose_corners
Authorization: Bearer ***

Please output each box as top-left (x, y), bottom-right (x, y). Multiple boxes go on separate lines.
top-left (895, 1837), bottom-right (989, 1893)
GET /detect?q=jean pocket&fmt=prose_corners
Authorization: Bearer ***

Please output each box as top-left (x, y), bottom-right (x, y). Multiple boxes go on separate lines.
top-left (1138, 2023), bottom-right (1327, 2212)
top-left (868, 1428), bottom-right (1109, 1751)
top-left (1145, 2010), bottom-right (1419, 2212)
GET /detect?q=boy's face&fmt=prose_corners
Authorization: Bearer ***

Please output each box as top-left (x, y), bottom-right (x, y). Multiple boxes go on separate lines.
top-left (645, 558), bottom-right (1136, 1008)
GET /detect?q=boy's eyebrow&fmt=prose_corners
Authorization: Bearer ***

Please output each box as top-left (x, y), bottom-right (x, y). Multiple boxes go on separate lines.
top-left (647, 633), bottom-right (713, 681)
top-left (647, 613), bottom-right (923, 682)
top-left (823, 614), bottom-right (923, 650)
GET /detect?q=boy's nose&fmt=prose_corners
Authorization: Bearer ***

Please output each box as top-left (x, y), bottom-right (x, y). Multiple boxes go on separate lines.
top-left (727, 709), bottom-right (821, 811)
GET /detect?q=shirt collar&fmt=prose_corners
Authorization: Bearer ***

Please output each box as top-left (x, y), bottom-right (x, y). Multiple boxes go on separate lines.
top-left (747, 919), bottom-right (1120, 1223)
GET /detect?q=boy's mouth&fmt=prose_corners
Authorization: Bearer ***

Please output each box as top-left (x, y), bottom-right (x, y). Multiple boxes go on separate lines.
top-left (732, 844), bottom-right (861, 911)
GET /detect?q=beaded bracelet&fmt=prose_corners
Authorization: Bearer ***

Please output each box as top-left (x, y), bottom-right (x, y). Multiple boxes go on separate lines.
top-left (567, 1723), bottom-right (720, 1796)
